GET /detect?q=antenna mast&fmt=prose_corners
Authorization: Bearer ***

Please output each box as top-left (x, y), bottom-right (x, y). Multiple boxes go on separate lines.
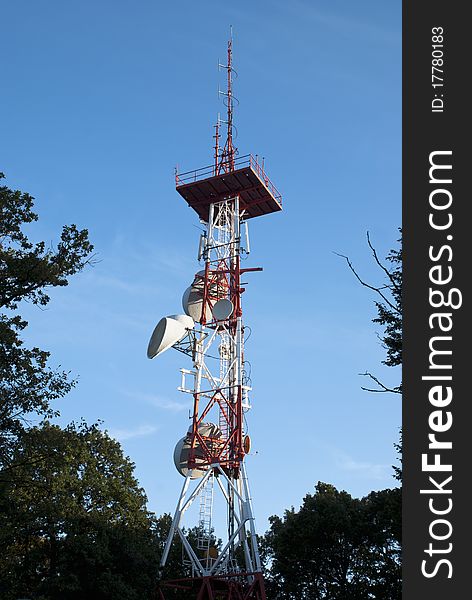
top-left (155, 32), bottom-right (283, 600)
top-left (219, 33), bottom-right (237, 173)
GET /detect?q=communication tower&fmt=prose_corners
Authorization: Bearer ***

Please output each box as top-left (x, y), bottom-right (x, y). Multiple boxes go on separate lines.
top-left (149, 35), bottom-right (282, 600)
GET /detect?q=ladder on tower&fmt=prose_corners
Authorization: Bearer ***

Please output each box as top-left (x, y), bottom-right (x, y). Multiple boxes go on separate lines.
top-left (218, 333), bottom-right (231, 456)
top-left (197, 471), bottom-right (214, 565)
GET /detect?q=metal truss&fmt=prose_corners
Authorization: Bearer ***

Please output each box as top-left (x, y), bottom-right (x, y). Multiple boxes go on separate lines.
top-left (159, 196), bottom-right (265, 598)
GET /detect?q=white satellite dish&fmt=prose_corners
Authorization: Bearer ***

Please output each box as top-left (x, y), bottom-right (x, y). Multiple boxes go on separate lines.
top-left (182, 286), bottom-right (192, 316)
top-left (171, 314), bottom-right (195, 328)
top-left (183, 288), bottom-right (207, 322)
top-left (173, 437), bottom-right (206, 479)
top-left (173, 422), bottom-right (222, 478)
top-left (182, 272), bottom-right (206, 321)
top-left (147, 314), bottom-right (194, 359)
top-left (182, 270), bottom-right (230, 323)
top-left (212, 298), bottom-right (233, 321)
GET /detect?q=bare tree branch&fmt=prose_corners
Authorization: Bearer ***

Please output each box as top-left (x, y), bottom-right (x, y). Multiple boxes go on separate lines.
top-left (366, 232), bottom-right (401, 295)
top-left (333, 251), bottom-right (400, 314)
top-left (359, 371), bottom-right (401, 394)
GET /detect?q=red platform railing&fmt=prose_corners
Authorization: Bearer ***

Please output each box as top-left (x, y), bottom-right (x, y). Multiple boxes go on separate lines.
top-left (175, 154), bottom-right (282, 204)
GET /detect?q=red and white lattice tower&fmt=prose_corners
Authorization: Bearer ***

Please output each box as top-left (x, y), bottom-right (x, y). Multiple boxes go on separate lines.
top-left (155, 36), bottom-right (282, 600)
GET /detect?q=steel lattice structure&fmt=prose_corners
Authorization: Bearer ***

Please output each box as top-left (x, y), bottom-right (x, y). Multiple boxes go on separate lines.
top-left (156, 36), bottom-right (282, 600)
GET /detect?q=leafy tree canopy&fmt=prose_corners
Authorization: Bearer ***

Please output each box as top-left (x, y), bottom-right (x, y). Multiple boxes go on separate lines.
top-left (0, 421), bottom-right (161, 600)
top-left (0, 173), bottom-right (93, 465)
top-left (263, 482), bottom-right (401, 600)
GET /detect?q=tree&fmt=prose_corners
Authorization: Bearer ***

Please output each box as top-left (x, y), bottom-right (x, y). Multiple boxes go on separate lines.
top-left (263, 482), bottom-right (401, 600)
top-left (361, 488), bottom-right (401, 597)
top-left (0, 172), bottom-right (93, 468)
top-left (338, 230), bottom-right (402, 395)
top-left (338, 230), bottom-right (402, 480)
top-left (0, 421), bottom-right (162, 599)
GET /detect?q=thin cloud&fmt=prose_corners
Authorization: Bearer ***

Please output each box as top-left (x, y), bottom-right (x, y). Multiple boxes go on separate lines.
top-left (286, 0), bottom-right (400, 45)
top-left (108, 238), bottom-right (195, 278)
top-left (108, 424), bottom-right (158, 442)
top-left (123, 390), bottom-right (189, 413)
top-left (334, 450), bottom-right (390, 481)
top-left (80, 270), bottom-right (161, 297)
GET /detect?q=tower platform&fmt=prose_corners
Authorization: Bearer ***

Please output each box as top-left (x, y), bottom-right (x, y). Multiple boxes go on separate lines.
top-left (175, 154), bottom-right (282, 221)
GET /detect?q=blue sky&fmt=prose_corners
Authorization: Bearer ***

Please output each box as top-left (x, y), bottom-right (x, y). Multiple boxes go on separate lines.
top-left (1, 0), bottom-right (401, 532)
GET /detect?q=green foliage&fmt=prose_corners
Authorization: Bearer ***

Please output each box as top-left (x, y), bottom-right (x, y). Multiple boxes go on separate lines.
top-left (0, 173), bottom-right (93, 310)
top-left (0, 173), bottom-right (174, 598)
top-left (0, 172), bottom-right (94, 466)
top-left (0, 421), bottom-right (162, 599)
top-left (368, 232), bottom-right (402, 480)
top-left (372, 232), bottom-right (402, 371)
top-left (263, 482), bottom-right (401, 600)
top-left (341, 231), bottom-right (403, 479)
top-left (339, 230), bottom-right (402, 395)
top-left (368, 231), bottom-right (402, 480)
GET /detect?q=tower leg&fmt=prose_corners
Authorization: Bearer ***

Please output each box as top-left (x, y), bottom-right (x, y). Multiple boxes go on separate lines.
top-left (158, 465), bottom-right (267, 600)
top-left (160, 472), bottom-right (192, 569)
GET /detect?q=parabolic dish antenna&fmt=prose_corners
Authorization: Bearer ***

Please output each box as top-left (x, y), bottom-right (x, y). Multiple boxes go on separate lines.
top-left (147, 314), bottom-right (194, 359)
top-left (212, 298), bottom-right (233, 321)
top-left (183, 288), bottom-right (206, 322)
top-left (173, 422), bottom-right (222, 479)
top-left (182, 270), bottom-right (230, 322)
top-left (182, 286), bottom-right (192, 315)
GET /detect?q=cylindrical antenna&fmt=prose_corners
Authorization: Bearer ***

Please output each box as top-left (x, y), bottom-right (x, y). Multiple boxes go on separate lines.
top-left (242, 221), bottom-right (250, 254)
top-left (213, 116), bottom-right (220, 175)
